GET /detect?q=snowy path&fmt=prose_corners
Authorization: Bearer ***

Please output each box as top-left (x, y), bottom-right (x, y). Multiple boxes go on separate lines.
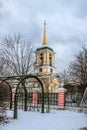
top-left (1, 110), bottom-right (87, 130)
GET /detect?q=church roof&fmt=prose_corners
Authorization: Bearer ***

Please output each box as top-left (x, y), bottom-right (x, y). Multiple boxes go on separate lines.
top-left (36, 46), bottom-right (53, 52)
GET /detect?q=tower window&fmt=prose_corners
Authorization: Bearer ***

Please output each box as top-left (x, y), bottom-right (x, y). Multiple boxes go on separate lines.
top-left (39, 68), bottom-right (42, 72)
top-left (40, 53), bottom-right (43, 65)
top-left (50, 69), bottom-right (53, 73)
top-left (49, 54), bottom-right (52, 66)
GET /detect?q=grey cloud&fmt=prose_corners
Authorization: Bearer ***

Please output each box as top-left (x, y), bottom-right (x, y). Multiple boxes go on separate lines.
top-left (50, 35), bottom-right (82, 45)
top-left (61, 0), bottom-right (87, 19)
top-left (0, 0), bottom-right (87, 72)
top-left (0, 1), bottom-right (12, 21)
top-left (0, 1), bottom-right (2, 8)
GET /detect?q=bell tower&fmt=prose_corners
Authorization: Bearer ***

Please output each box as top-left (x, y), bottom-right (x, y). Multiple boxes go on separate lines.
top-left (34, 21), bottom-right (55, 75)
top-left (34, 21), bottom-right (61, 92)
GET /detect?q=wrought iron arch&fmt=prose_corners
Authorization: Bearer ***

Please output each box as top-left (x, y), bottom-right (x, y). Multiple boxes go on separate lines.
top-left (14, 74), bottom-right (44, 119)
top-left (24, 74), bottom-right (44, 113)
top-left (0, 80), bottom-right (12, 109)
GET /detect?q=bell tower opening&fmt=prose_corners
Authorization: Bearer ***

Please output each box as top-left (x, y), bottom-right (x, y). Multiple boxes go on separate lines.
top-left (49, 54), bottom-right (52, 66)
top-left (40, 53), bottom-right (43, 65)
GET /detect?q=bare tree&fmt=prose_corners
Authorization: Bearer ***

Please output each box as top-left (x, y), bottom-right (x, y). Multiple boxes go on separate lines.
top-left (0, 58), bottom-right (5, 76)
top-left (0, 34), bottom-right (34, 76)
top-left (60, 69), bottom-right (69, 85)
top-left (68, 45), bottom-right (87, 93)
top-left (60, 69), bottom-right (76, 93)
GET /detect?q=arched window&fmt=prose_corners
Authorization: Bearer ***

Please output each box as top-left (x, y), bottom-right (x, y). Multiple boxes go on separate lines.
top-left (49, 54), bottom-right (52, 66)
top-left (40, 53), bottom-right (43, 65)
top-left (50, 68), bottom-right (53, 73)
top-left (39, 68), bottom-right (42, 72)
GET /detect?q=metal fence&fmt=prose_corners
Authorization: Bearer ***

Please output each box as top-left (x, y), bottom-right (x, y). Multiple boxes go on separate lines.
top-left (17, 92), bottom-right (58, 111)
top-left (17, 92), bottom-right (87, 109)
top-left (65, 93), bottom-right (83, 107)
top-left (4, 91), bottom-right (87, 111)
top-left (38, 92), bottom-right (58, 105)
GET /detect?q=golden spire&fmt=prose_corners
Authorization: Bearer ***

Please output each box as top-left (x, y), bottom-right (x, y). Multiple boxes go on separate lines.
top-left (43, 20), bottom-right (47, 46)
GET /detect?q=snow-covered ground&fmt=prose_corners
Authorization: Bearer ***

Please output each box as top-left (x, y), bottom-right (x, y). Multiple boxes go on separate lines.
top-left (1, 109), bottom-right (87, 130)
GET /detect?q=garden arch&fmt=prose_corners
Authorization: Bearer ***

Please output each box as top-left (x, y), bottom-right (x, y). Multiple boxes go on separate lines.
top-left (14, 74), bottom-right (44, 119)
top-left (0, 81), bottom-right (12, 109)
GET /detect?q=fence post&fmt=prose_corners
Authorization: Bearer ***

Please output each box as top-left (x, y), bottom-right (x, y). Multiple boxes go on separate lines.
top-left (58, 87), bottom-right (66, 109)
top-left (32, 91), bottom-right (38, 105)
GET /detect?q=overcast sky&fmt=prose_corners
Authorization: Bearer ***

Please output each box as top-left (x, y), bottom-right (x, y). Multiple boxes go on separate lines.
top-left (0, 0), bottom-right (87, 73)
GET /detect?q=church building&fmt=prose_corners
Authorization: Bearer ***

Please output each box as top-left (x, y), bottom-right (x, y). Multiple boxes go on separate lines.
top-left (34, 21), bottom-right (61, 92)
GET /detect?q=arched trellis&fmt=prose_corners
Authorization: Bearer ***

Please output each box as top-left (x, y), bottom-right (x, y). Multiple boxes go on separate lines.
top-left (14, 74), bottom-right (44, 119)
top-left (0, 80), bottom-right (12, 109)
top-left (0, 75), bottom-right (44, 119)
